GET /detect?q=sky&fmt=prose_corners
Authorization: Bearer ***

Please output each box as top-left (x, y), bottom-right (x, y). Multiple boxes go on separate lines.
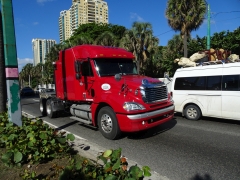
top-left (9, 0), bottom-right (240, 71)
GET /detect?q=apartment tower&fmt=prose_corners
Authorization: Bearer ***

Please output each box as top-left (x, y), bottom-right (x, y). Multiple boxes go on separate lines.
top-left (32, 39), bottom-right (56, 66)
top-left (59, 0), bottom-right (108, 43)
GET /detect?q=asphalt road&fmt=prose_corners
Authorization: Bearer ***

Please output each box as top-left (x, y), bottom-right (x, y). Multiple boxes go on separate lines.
top-left (21, 96), bottom-right (240, 180)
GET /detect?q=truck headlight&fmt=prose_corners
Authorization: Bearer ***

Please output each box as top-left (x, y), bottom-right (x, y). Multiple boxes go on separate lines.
top-left (123, 102), bottom-right (145, 111)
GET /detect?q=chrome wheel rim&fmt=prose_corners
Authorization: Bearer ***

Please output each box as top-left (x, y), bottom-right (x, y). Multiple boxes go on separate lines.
top-left (187, 108), bottom-right (197, 118)
top-left (100, 113), bottom-right (113, 133)
top-left (40, 103), bottom-right (43, 112)
top-left (46, 102), bottom-right (51, 115)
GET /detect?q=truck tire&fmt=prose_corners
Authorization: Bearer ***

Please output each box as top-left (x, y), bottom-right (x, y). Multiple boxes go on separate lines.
top-left (46, 99), bottom-right (57, 118)
top-left (184, 104), bottom-right (201, 121)
top-left (97, 106), bottom-right (121, 140)
top-left (39, 98), bottom-right (47, 116)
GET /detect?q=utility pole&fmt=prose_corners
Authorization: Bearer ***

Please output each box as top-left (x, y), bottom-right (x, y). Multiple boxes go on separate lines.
top-left (1, 0), bottom-right (22, 126)
top-left (207, 4), bottom-right (211, 50)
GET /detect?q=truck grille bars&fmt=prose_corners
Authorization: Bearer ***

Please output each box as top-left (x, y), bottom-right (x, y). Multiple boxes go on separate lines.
top-left (144, 86), bottom-right (168, 103)
top-left (140, 79), bottom-right (168, 103)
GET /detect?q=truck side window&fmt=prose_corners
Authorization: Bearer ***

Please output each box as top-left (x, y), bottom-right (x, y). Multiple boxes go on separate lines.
top-left (81, 61), bottom-right (93, 76)
top-left (222, 75), bottom-right (240, 91)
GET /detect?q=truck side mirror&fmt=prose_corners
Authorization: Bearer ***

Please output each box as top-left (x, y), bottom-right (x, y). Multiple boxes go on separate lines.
top-left (164, 72), bottom-right (172, 82)
top-left (75, 61), bottom-right (81, 79)
top-left (76, 73), bottom-right (81, 80)
top-left (75, 61), bottom-right (81, 73)
top-left (115, 73), bottom-right (122, 81)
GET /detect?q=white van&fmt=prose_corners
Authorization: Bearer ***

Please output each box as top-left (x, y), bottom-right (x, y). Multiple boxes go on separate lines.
top-left (171, 61), bottom-right (240, 120)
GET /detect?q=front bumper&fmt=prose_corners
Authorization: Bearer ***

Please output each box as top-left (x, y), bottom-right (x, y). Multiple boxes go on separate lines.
top-left (117, 105), bottom-right (175, 132)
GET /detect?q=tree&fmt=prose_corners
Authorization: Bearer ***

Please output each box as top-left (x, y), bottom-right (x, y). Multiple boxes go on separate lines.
top-left (21, 63), bottom-right (33, 87)
top-left (70, 23), bottom-right (126, 45)
top-left (120, 22), bottom-right (158, 74)
top-left (161, 35), bottom-right (184, 76)
top-left (165, 0), bottom-right (207, 57)
top-left (0, 12), bottom-right (7, 112)
top-left (70, 34), bottom-right (93, 46)
top-left (94, 31), bottom-right (117, 46)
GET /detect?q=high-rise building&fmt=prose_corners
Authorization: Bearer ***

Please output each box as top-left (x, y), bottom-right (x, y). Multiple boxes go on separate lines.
top-left (32, 39), bottom-right (56, 66)
top-left (59, 10), bottom-right (71, 43)
top-left (59, 0), bottom-right (109, 43)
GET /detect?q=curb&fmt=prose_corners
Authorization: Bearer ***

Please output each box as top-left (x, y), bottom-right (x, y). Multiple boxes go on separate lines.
top-left (22, 111), bottom-right (169, 180)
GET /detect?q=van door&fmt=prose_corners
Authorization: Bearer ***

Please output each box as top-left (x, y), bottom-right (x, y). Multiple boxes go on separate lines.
top-left (204, 75), bottom-right (222, 117)
top-left (221, 74), bottom-right (240, 120)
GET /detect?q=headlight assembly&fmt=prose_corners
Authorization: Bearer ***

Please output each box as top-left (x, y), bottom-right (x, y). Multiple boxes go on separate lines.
top-left (123, 102), bottom-right (145, 111)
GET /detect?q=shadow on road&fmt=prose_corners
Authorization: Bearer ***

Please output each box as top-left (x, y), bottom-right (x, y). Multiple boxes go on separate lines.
top-left (175, 112), bottom-right (240, 125)
top-left (126, 118), bottom-right (177, 139)
top-left (55, 120), bottom-right (80, 130)
top-left (21, 102), bottom-right (39, 106)
top-left (190, 173), bottom-right (212, 180)
top-left (201, 116), bottom-right (240, 125)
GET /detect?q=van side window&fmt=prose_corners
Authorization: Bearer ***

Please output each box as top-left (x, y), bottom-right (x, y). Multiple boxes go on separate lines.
top-left (222, 75), bottom-right (240, 91)
top-left (174, 77), bottom-right (206, 90)
top-left (81, 61), bottom-right (93, 76)
top-left (206, 76), bottom-right (222, 90)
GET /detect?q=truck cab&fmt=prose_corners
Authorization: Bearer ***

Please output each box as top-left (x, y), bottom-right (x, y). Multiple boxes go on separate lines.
top-left (40, 45), bottom-right (174, 139)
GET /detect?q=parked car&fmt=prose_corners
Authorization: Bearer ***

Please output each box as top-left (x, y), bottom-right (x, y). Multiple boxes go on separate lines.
top-left (35, 87), bottom-right (45, 94)
top-left (20, 87), bottom-right (35, 96)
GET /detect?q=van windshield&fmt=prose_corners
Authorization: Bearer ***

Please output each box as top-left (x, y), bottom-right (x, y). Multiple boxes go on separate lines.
top-left (94, 58), bottom-right (138, 76)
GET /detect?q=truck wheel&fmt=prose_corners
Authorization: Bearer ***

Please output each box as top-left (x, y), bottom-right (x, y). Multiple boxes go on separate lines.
top-left (98, 106), bottom-right (121, 140)
top-left (184, 104), bottom-right (201, 121)
top-left (46, 99), bottom-right (57, 118)
top-left (39, 98), bottom-right (47, 116)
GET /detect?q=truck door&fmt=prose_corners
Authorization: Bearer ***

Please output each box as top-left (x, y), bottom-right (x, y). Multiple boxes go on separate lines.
top-left (80, 60), bottom-right (95, 101)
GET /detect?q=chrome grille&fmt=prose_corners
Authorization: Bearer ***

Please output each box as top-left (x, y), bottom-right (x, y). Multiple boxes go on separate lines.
top-left (143, 85), bottom-right (168, 103)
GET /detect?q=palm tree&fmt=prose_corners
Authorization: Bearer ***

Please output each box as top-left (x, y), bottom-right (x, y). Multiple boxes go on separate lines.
top-left (21, 63), bottom-right (33, 87)
top-left (94, 31), bottom-right (117, 46)
top-left (120, 22), bottom-right (158, 74)
top-left (165, 0), bottom-right (207, 57)
top-left (71, 34), bottom-right (93, 46)
top-left (161, 35), bottom-right (184, 76)
top-left (0, 12), bottom-right (7, 112)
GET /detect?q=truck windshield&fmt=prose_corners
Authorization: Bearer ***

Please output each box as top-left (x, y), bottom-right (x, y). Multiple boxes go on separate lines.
top-left (94, 58), bottom-right (138, 76)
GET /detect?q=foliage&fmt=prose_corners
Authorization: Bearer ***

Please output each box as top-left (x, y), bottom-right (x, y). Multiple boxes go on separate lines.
top-left (69, 23), bottom-right (126, 46)
top-left (59, 148), bottom-right (151, 180)
top-left (188, 27), bottom-right (240, 56)
top-left (165, 0), bottom-right (207, 57)
top-left (0, 111), bottom-right (152, 179)
top-left (0, 112), bottom-right (74, 167)
top-left (120, 21), bottom-right (159, 74)
top-left (157, 35), bottom-right (183, 77)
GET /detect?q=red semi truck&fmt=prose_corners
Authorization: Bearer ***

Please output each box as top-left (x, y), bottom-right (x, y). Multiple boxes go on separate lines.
top-left (39, 45), bottom-right (174, 139)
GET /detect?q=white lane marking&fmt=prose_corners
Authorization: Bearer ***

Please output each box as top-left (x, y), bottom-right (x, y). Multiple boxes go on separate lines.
top-left (22, 111), bottom-right (86, 140)
top-left (33, 99), bottom-right (39, 102)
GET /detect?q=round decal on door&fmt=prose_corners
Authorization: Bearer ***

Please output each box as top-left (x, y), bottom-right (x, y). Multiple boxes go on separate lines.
top-left (101, 83), bottom-right (111, 90)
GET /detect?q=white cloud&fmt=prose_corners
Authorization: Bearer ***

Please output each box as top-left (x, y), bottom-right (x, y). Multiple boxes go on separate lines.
top-left (18, 58), bottom-right (33, 72)
top-left (33, 22), bottom-right (39, 25)
top-left (37, 0), bottom-right (55, 5)
top-left (130, 13), bottom-right (145, 22)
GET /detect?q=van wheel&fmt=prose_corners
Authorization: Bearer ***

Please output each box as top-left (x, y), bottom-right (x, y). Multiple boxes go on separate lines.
top-left (46, 99), bottom-right (57, 118)
top-left (184, 105), bottom-right (201, 121)
top-left (40, 98), bottom-right (47, 116)
top-left (98, 106), bottom-right (121, 140)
